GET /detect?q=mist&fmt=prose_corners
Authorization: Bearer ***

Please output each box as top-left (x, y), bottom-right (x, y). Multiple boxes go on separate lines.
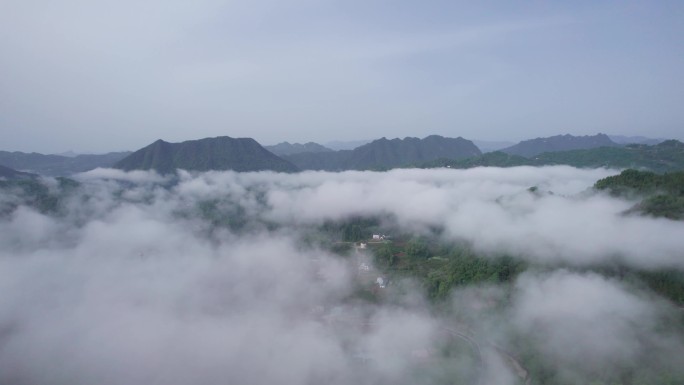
top-left (1, 166), bottom-right (682, 384)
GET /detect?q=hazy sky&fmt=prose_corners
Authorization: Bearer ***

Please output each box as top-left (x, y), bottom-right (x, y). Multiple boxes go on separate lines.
top-left (1, 1), bottom-right (683, 153)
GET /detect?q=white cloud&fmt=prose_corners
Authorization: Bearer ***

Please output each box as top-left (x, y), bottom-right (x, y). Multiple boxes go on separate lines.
top-left (1, 166), bottom-right (683, 383)
top-left (509, 270), bottom-right (684, 381)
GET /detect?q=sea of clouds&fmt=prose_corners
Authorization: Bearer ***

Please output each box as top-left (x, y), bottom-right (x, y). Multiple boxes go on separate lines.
top-left (0, 166), bottom-right (682, 384)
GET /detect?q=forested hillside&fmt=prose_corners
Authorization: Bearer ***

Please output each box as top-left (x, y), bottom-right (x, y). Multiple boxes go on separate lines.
top-left (501, 133), bottom-right (619, 157)
top-left (422, 140), bottom-right (684, 173)
top-left (594, 169), bottom-right (684, 219)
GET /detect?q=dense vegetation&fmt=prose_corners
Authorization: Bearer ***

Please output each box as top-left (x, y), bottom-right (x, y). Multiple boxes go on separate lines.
top-left (594, 169), bottom-right (684, 219)
top-left (421, 140), bottom-right (684, 173)
top-left (0, 177), bottom-right (80, 215)
top-left (371, 236), bottom-right (527, 300)
top-left (337, 221), bottom-right (684, 385)
top-left (3, 171), bottom-right (683, 385)
top-left (421, 151), bottom-right (532, 169)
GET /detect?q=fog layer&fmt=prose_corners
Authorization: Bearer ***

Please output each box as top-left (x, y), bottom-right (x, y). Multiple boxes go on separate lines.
top-left (0, 166), bottom-right (682, 384)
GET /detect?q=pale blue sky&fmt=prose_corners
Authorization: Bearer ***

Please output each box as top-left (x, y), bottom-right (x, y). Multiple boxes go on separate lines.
top-left (1, 1), bottom-right (682, 153)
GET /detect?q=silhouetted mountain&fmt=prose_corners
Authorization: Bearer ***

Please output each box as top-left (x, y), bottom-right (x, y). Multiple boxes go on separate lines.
top-left (349, 135), bottom-right (481, 169)
top-left (114, 136), bottom-right (298, 173)
top-left (0, 165), bottom-right (37, 179)
top-left (0, 151), bottom-right (131, 176)
top-left (284, 135), bottom-right (481, 171)
top-left (422, 140), bottom-right (684, 173)
top-left (501, 134), bottom-right (619, 158)
top-left (608, 135), bottom-right (665, 146)
top-left (265, 142), bottom-right (333, 156)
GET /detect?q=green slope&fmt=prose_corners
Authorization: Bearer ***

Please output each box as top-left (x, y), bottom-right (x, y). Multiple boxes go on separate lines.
top-left (594, 169), bottom-right (684, 219)
top-left (421, 140), bottom-right (684, 173)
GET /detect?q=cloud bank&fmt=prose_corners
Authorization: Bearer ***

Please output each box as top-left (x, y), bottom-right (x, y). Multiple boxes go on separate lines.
top-left (82, 165), bottom-right (684, 269)
top-left (0, 166), bottom-right (682, 384)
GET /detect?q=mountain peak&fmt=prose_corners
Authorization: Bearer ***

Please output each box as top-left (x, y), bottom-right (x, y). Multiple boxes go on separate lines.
top-left (115, 137), bottom-right (298, 174)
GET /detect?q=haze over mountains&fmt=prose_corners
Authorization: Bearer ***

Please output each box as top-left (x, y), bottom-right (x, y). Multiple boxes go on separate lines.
top-left (500, 133), bottom-right (619, 158)
top-left (608, 135), bottom-right (665, 146)
top-left (0, 151), bottom-right (130, 177)
top-left (264, 142), bottom-right (333, 156)
top-left (0, 165), bottom-right (35, 179)
top-left (424, 140), bottom-right (684, 173)
top-left (0, 133), bottom-right (679, 177)
top-left (282, 135), bottom-right (482, 171)
top-left (2, 134), bottom-right (684, 385)
top-left (114, 137), bottom-right (298, 173)
top-left (2, 164), bottom-right (684, 385)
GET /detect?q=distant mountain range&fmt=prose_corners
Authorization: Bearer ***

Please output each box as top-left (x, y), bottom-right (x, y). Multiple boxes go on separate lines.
top-left (283, 135), bottom-right (482, 171)
top-left (500, 134), bottom-right (619, 157)
top-left (114, 136), bottom-right (298, 173)
top-left (0, 151), bottom-right (130, 176)
top-left (607, 135), bottom-right (665, 146)
top-left (265, 142), bottom-right (333, 156)
top-left (423, 140), bottom-right (684, 173)
top-left (2, 133), bottom-right (682, 176)
top-left (324, 139), bottom-right (371, 151)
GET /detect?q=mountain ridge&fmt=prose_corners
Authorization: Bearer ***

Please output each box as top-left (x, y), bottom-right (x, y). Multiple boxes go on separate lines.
top-left (265, 142), bottom-right (333, 156)
top-left (501, 133), bottom-right (619, 158)
top-left (114, 136), bottom-right (298, 173)
top-left (0, 151), bottom-right (131, 176)
top-left (284, 135), bottom-right (482, 171)
top-left (421, 139), bottom-right (684, 173)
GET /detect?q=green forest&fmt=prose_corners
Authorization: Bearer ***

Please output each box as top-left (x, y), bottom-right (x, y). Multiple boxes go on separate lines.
top-left (421, 140), bottom-right (684, 173)
top-left (594, 169), bottom-right (684, 219)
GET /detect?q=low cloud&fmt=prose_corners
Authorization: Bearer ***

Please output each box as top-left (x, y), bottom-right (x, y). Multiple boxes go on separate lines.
top-left (0, 166), bottom-right (682, 384)
top-left (165, 166), bottom-right (683, 269)
top-left (509, 270), bottom-right (684, 382)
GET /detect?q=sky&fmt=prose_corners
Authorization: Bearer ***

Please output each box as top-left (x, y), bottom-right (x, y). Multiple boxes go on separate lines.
top-left (1, 166), bottom-right (683, 383)
top-left (1, 1), bottom-right (683, 153)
